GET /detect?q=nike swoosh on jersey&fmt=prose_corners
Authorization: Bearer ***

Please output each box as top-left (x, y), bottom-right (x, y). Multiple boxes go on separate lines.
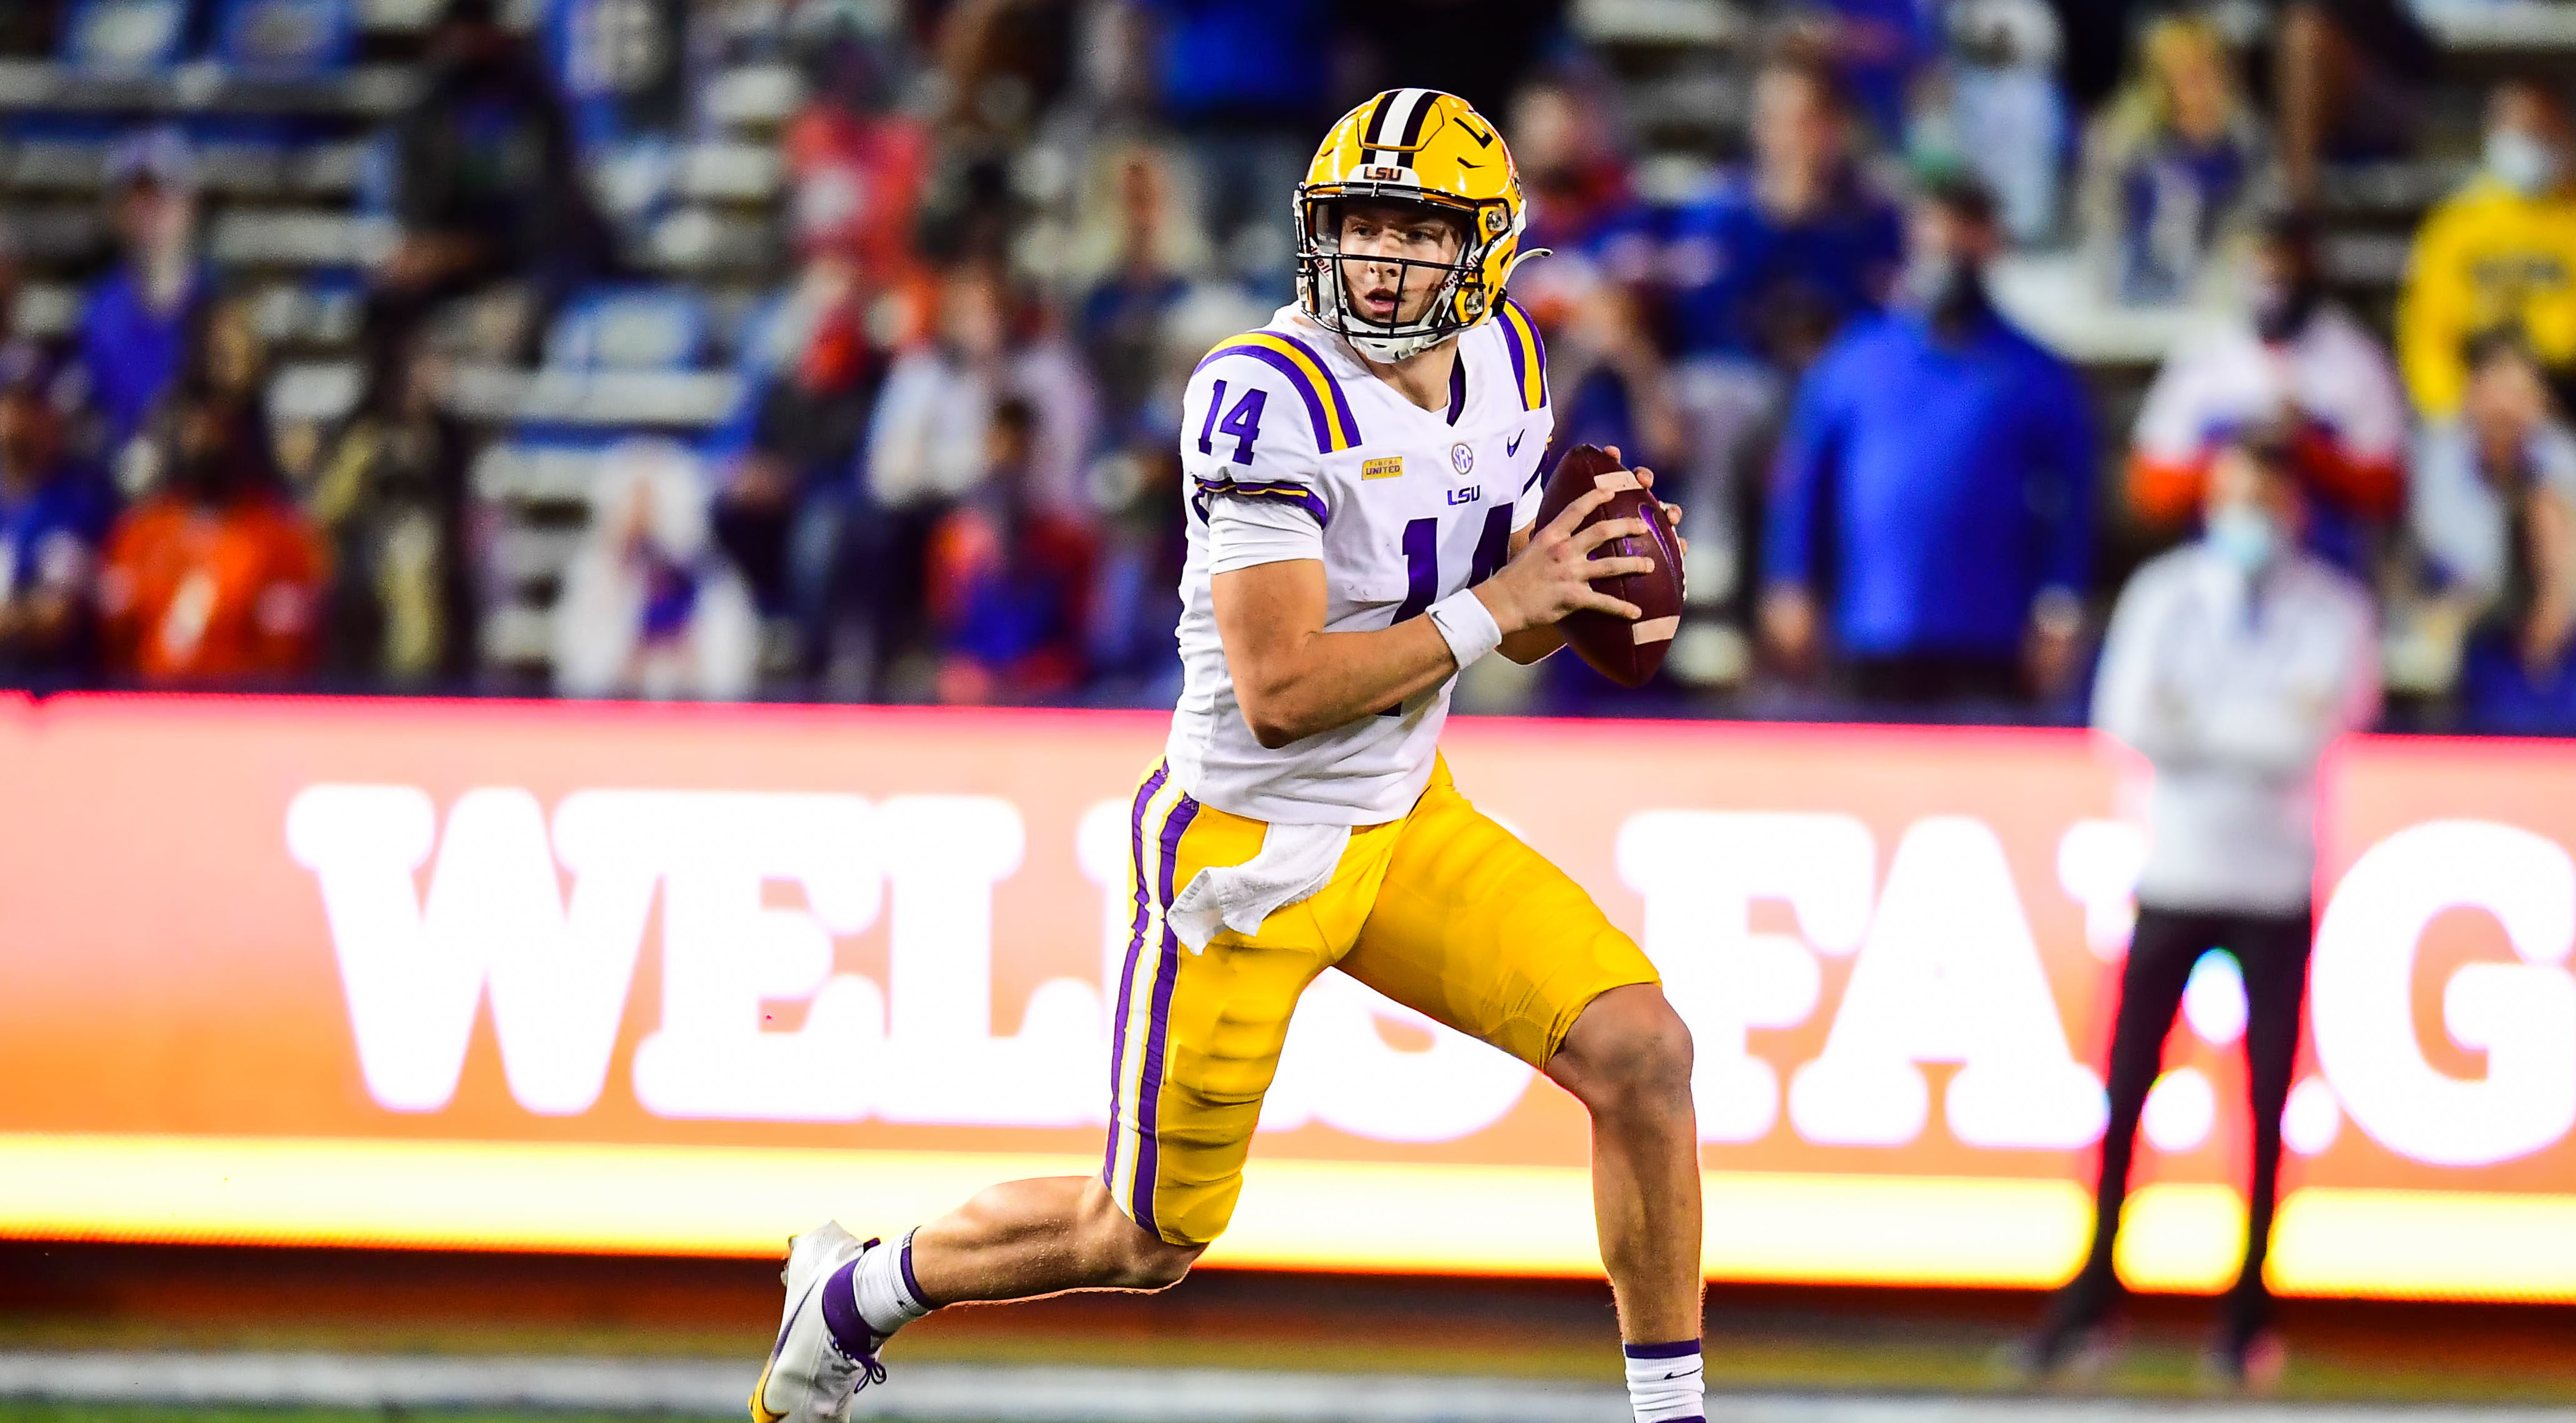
top-left (1507, 431), bottom-right (1525, 456)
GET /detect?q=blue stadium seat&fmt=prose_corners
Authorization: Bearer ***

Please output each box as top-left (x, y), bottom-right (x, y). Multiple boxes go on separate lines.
top-left (212, 0), bottom-right (355, 77)
top-left (543, 286), bottom-right (712, 372)
top-left (59, 0), bottom-right (194, 72)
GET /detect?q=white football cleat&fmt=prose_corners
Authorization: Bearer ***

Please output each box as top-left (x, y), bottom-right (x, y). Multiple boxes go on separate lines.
top-left (750, 1221), bottom-right (884, 1423)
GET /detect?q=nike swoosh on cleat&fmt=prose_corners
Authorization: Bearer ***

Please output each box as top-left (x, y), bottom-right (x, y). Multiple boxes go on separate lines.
top-left (750, 1274), bottom-right (822, 1423)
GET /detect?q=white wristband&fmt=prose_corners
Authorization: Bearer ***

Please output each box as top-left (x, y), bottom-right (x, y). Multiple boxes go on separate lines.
top-left (1426, 589), bottom-right (1504, 671)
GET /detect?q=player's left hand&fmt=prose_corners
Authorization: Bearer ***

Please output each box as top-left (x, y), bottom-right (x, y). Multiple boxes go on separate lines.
top-left (1604, 445), bottom-right (1687, 559)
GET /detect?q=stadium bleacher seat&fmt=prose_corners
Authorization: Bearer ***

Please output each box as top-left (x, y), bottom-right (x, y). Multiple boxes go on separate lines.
top-left (60, 0), bottom-right (192, 72)
top-left (214, 0), bottom-right (357, 78)
top-left (543, 284), bottom-right (710, 371)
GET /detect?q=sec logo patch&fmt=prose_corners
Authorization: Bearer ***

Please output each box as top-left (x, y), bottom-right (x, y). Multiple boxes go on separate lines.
top-left (1450, 442), bottom-right (1474, 476)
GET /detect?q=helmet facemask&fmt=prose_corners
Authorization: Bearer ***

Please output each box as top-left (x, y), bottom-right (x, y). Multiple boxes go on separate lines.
top-left (1296, 193), bottom-right (1500, 364)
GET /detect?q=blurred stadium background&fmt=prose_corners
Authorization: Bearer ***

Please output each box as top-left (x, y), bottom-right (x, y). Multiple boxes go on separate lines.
top-left (11, 0), bottom-right (2576, 1419)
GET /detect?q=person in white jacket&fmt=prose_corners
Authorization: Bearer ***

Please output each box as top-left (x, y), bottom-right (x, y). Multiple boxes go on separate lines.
top-left (2024, 423), bottom-right (2379, 1387)
top-left (554, 437), bottom-right (758, 701)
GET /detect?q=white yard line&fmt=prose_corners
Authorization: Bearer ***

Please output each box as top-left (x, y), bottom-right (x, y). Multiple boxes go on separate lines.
top-left (0, 1352), bottom-right (2570, 1422)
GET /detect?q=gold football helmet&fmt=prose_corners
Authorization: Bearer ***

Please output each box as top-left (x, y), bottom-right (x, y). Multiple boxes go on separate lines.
top-left (1295, 87), bottom-right (1540, 362)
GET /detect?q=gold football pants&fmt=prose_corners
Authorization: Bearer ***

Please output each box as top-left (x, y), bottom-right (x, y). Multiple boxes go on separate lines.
top-left (1102, 755), bottom-right (1659, 1246)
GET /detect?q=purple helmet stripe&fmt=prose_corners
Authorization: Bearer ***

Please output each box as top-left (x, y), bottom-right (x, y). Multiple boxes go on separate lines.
top-left (1127, 791), bottom-right (1201, 1238)
top-left (1100, 764), bottom-right (1167, 1189)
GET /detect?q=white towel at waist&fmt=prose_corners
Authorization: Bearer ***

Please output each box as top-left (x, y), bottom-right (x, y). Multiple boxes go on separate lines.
top-left (1166, 821), bottom-right (1352, 953)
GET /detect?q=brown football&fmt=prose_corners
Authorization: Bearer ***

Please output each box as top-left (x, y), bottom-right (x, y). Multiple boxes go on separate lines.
top-left (1532, 443), bottom-right (1685, 688)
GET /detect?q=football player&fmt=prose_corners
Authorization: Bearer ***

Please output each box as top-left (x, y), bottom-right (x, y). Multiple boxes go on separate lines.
top-left (754, 88), bottom-right (1707, 1423)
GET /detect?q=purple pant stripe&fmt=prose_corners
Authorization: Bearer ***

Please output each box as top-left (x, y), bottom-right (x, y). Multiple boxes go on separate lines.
top-left (1101, 764), bottom-right (1167, 1187)
top-left (1128, 792), bottom-right (1201, 1237)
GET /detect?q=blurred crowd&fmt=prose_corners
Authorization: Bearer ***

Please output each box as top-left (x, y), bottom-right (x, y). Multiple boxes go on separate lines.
top-left (6, 0), bottom-right (2576, 734)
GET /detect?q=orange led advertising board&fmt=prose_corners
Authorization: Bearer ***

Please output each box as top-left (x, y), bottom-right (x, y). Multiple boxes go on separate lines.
top-left (1, 694), bottom-right (2574, 1300)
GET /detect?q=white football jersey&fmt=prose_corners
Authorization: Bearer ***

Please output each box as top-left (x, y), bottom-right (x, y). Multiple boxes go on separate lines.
top-left (1164, 302), bottom-right (1554, 825)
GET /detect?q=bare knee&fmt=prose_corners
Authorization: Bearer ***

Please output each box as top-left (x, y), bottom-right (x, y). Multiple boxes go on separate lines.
top-left (1548, 984), bottom-right (1695, 1122)
top-left (1071, 1181), bottom-right (1204, 1290)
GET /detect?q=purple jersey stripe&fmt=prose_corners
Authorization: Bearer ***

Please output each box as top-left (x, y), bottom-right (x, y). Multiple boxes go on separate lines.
top-left (1622, 1339), bottom-right (1703, 1360)
top-left (1195, 339), bottom-right (1360, 451)
top-left (1500, 298), bottom-right (1547, 410)
top-left (1193, 476), bottom-right (1331, 528)
top-left (1499, 306), bottom-right (1532, 406)
top-left (1101, 764), bottom-right (1168, 1187)
top-left (1266, 331), bottom-right (1363, 446)
top-left (1128, 791), bottom-right (1201, 1237)
top-left (1511, 298), bottom-right (1548, 384)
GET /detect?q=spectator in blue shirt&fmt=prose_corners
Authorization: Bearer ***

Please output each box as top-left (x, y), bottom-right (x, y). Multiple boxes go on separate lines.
top-left (1760, 174), bottom-right (2096, 709)
top-left (1665, 58), bottom-right (1904, 371)
top-left (0, 342), bottom-right (116, 679)
top-left (1805, 0), bottom-right (1934, 145)
top-left (1662, 54), bottom-right (1902, 622)
top-left (77, 127), bottom-right (207, 474)
top-left (1135, 0), bottom-right (1332, 284)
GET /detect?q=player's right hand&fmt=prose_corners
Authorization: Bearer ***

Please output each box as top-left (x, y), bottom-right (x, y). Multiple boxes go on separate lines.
top-left (1473, 486), bottom-right (1654, 635)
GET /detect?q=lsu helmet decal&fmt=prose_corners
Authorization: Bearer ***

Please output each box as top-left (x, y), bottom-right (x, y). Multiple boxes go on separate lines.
top-left (1295, 87), bottom-right (1544, 363)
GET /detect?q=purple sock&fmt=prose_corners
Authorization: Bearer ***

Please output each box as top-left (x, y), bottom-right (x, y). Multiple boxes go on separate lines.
top-left (819, 1259), bottom-right (876, 1356)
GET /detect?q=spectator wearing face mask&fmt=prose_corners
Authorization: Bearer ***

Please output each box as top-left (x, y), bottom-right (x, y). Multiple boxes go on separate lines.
top-left (97, 374), bottom-right (327, 684)
top-left (77, 127), bottom-right (208, 472)
top-left (2397, 80), bottom-right (2576, 421)
top-left (2129, 209), bottom-right (2407, 573)
top-left (2025, 422), bottom-right (2378, 1389)
top-left (1760, 172), bottom-right (2094, 710)
top-left (2412, 329), bottom-right (2576, 734)
top-left (0, 342), bottom-right (115, 681)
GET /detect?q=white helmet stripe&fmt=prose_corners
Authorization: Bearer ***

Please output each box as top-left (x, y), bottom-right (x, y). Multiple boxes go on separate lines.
top-left (1364, 87), bottom-right (1430, 166)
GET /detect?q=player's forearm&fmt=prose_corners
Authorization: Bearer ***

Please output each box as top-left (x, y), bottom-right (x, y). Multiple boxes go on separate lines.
top-left (1233, 617), bottom-right (1462, 747)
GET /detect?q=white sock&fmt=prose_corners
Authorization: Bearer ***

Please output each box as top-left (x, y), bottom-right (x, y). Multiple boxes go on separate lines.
top-left (851, 1229), bottom-right (936, 1338)
top-left (1624, 1340), bottom-right (1705, 1423)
